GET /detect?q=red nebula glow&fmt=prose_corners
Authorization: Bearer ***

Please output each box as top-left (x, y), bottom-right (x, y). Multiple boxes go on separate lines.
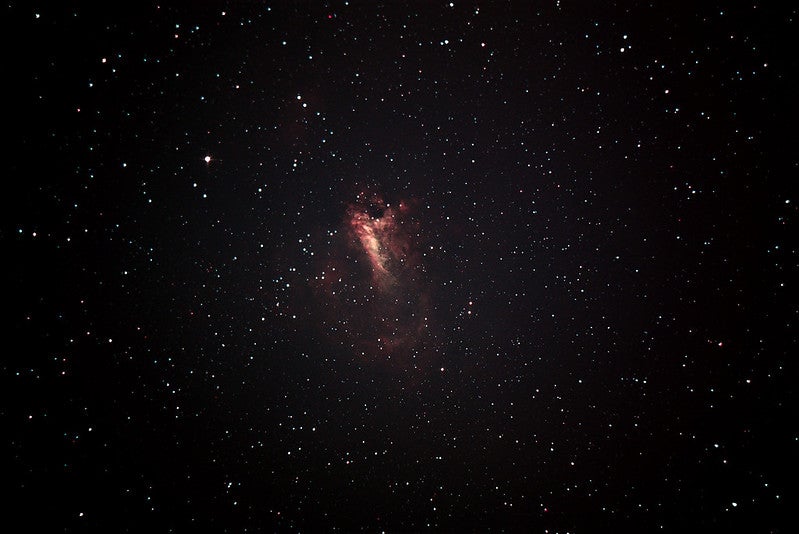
top-left (346, 193), bottom-right (417, 289)
top-left (310, 191), bottom-right (436, 370)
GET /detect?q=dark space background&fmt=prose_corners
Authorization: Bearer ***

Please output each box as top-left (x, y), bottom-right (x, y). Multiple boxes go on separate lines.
top-left (4, 2), bottom-right (797, 532)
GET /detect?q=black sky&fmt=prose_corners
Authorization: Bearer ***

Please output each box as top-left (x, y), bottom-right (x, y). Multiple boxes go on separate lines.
top-left (5, 2), bottom-right (798, 532)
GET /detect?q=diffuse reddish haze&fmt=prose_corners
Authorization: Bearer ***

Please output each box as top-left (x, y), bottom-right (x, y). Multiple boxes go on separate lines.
top-left (311, 192), bottom-right (436, 369)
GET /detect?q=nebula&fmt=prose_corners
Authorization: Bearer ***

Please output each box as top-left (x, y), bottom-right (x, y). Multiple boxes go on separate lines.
top-left (346, 193), bottom-right (414, 289)
top-left (310, 192), bottom-right (436, 370)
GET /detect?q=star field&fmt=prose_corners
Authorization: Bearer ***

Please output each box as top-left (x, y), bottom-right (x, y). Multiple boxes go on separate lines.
top-left (5, 2), bottom-right (798, 532)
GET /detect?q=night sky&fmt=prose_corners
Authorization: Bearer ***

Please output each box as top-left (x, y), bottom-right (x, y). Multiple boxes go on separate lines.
top-left (6, 2), bottom-right (798, 532)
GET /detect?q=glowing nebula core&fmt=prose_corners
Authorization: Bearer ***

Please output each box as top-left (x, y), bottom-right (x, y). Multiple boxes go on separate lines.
top-left (346, 194), bottom-right (414, 289)
top-left (311, 192), bottom-right (436, 369)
